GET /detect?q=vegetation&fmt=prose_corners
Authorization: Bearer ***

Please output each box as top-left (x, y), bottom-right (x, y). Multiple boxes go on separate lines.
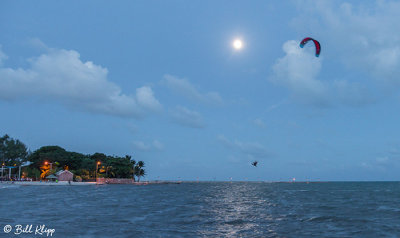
top-left (0, 134), bottom-right (146, 181)
top-left (0, 134), bottom-right (29, 166)
top-left (133, 160), bottom-right (146, 182)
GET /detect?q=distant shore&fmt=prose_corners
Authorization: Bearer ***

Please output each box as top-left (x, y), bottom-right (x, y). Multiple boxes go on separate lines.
top-left (1, 181), bottom-right (95, 186)
top-left (0, 180), bottom-right (182, 186)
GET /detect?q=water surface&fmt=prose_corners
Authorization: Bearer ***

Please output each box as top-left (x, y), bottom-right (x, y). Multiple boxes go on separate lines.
top-left (1, 182), bottom-right (399, 237)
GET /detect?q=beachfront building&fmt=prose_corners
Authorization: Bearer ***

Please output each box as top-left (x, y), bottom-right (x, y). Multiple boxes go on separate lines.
top-left (45, 170), bottom-right (74, 182)
top-left (56, 170), bottom-right (73, 181)
top-left (46, 174), bottom-right (58, 181)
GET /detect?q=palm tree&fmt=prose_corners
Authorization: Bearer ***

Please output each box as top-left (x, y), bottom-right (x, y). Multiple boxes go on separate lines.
top-left (134, 161), bottom-right (145, 182)
top-left (130, 159), bottom-right (136, 182)
top-left (137, 161), bottom-right (144, 168)
top-left (105, 166), bottom-right (114, 178)
top-left (136, 168), bottom-right (145, 182)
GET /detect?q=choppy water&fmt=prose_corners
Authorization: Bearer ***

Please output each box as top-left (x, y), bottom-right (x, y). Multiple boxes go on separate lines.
top-left (1, 182), bottom-right (400, 237)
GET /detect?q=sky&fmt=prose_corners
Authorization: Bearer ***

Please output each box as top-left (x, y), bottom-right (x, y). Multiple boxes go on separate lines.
top-left (1, 0), bottom-right (400, 181)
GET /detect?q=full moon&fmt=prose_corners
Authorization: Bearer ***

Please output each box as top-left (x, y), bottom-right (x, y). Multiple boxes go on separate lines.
top-left (233, 39), bottom-right (243, 50)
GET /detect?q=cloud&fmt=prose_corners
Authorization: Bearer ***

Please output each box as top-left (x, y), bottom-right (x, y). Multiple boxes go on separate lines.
top-left (332, 80), bottom-right (375, 106)
top-left (170, 106), bottom-right (205, 128)
top-left (27, 38), bottom-right (49, 50)
top-left (126, 123), bottom-right (138, 134)
top-left (270, 40), bottom-right (374, 107)
top-left (270, 40), bottom-right (329, 106)
top-left (135, 86), bottom-right (162, 112)
top-left (361, 155), bottom-right (400, 172)
top-left (132, 141), bottom-right (151, 151)
top-left (217, 135), bottom-right (270, 159)
top-left (0, 45), bottom-right (161, 118)
top-left (267, 99), bottom-right (288, 112)
top-left (253, 118), bottom-right (266, 128)
top-left (163, 74), bottom-right (223, 106)
top-left (0, 45), bottom-right (7, 66)
top-left (152, 140), bottom-right (164, 150)
top-left (293, 1), bottom-right (400, 89)
top-left (376, 156), bottom-right (389, 165)
top-left (132, 140), bottom-right (164, 151)
top-left (270, 1), bottom-right (400, 107)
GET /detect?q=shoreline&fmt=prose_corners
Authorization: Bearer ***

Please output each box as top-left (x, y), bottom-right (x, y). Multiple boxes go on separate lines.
top-left (0, 181), bottom-right (182, 186)
top-left (1, 181), bottom-right (96, 186)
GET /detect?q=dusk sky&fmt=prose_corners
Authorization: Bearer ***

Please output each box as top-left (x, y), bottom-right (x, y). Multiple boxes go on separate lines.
top-left (1, 0), bottom-right (400, 181)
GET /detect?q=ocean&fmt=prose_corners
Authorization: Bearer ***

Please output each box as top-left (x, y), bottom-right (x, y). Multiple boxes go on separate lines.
top-left (1, 182), bottom-right (400, 237)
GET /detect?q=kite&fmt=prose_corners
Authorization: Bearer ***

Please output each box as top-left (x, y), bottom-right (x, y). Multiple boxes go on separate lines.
top-left (300, 37), bottom-right (321, 57)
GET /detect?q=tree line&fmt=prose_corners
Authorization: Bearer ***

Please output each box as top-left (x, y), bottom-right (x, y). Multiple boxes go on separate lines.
top-left (0, 134), bottom-right (145, 181)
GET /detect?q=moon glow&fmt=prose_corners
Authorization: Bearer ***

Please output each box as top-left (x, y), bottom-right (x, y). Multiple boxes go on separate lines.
top-left (233, 39), bottom-right (243, 50)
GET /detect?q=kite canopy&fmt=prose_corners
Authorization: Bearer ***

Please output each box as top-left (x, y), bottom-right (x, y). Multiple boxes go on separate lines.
top-left (300, 37), bottom-right (321, 57)
top-left (251, 161), bottom-right (258, 167)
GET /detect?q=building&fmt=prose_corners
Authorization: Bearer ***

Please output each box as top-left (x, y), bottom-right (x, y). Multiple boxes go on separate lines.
top-left (46, 174), bottom-right (58, 181)
top-left (56, 170), bottom-right (73, 181)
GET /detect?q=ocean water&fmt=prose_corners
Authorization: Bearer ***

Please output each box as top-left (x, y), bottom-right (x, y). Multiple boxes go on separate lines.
top-left (1, 182), bottom-right (400, 237)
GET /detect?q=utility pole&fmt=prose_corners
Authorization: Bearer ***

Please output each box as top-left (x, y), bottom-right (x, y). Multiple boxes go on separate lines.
top-left (96, 161), bottom-right (101, 182)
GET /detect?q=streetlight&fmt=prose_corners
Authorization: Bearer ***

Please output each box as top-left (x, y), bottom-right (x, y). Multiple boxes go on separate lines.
top-left (14, 163), bottom-right (21, 181)
top-left (96, 161), bottom-right (101, 182)
top-left (44, 161), bottom-right (53, 170)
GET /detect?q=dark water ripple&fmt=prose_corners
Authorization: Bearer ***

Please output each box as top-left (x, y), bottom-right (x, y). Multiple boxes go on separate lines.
top-left (1, 182), bottom-right (400, 237)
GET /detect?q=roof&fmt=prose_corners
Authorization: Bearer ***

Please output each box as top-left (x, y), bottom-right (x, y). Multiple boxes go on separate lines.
top-left (21, 161), bottom-right (32, 167)
top-left (46, 174), bottom-right (58, 179)
top-left (56, 170), bottom-right (73, 176)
